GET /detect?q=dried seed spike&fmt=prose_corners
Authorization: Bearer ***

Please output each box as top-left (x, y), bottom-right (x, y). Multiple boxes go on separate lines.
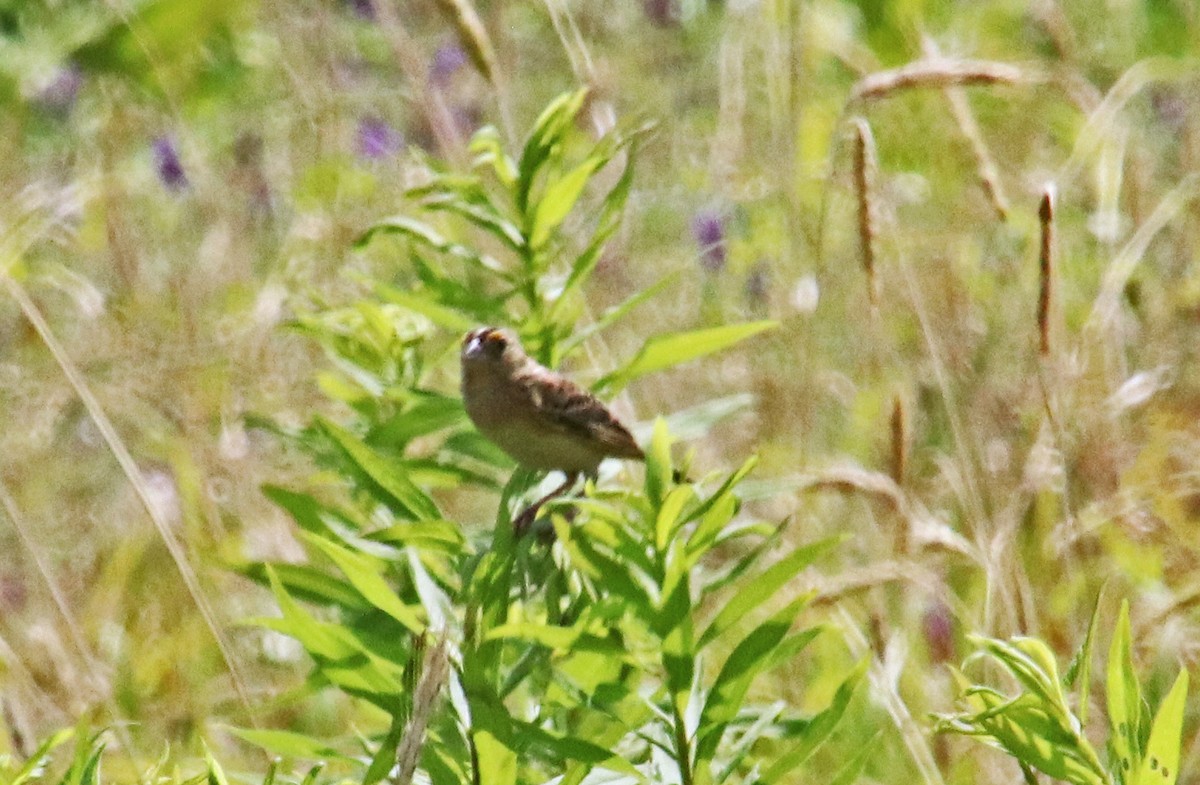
top-left (890, 391), bottom-right (908, 487)
top-left (1038, 184), bottom-right (1056, 356)
top-left (853, 118), bottom-right (879, 306)
top-left (851, 58), bottom-right (1030, 102)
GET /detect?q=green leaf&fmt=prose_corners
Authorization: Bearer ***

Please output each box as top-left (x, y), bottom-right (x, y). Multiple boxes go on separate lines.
top-left (529, 156), bottom-right (603, 250)
top-left (303, 533), bottom-right (426, 634)
top-left (550, 147), bottom-right (638, 323)
top-left (472, 730), bottom-right (518, 785)
top-left (699, 537), bottom-right (837, 649)
top-left (655, 485), bottom-right (694, 552)
top-left (205, 744), bottom-right (230, 785)
top-left (683, 454), bottom-right (758, 527)
top-left (1135, 669), bottom-right (1187, 785)
top-left (559, 273), bottom-right (679, 359)
top-left (355, 215), bottom-right (507, 276)
top-left (238, 561), bottom-right (369, 610)
top-left (597, 321), bottom-right (777, 394)
top-left (695, 596), bottom-right (815, 765)
top-left (261, 485), bottom-right (329, 535)
top-left (371, 281), bottom-right (477, 332)
top-left (516, 90), bottom-right (588, 215)
top-left (317, 416), bottom-right (441, 521)
top-left (469, 126), bottom-right (518, 187)
top-left (1065, 591), bottom-right (1104, 728)
top-left (1107, 600), bottom-right (1143, 780)
top-left (368, 393), bottom-right (467, 450)
top-left (73, 0), bottom-right (246, 83)
top-left (419, 193), bottom-right (526, 252)
top-left (225, 727), bottom-right (350, 761)
top-left (644, 417), bottom-right (674, 510)
top-left (8, 728), bottom-right (74, 785)
top-left (760, 659), bottom-right (867, 782)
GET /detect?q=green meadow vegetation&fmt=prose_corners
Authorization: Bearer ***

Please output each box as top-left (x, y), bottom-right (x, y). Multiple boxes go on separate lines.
top-left (1, 0), bottom-right (1198, 783)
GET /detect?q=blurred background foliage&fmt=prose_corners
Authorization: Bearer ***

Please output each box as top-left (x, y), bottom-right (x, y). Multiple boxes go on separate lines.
top-left (1, 0), bottom-right (1199, 782)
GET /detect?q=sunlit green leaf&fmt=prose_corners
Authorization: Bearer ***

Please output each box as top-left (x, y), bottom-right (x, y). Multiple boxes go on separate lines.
top-left (317, 416), bottom-right (441, 521)
top-left (1135, 668), bottom-right (1187, 785)
top-left (699, 538), bottom-right (835, 649)
top-left (303, 533), bottom-right (425, 634)
top-left (225, 727), bottom-right (351, 761)
top-left (597, 321), bottom-right (777, 393)
top-left (1107, 600), bottom-right (1143, 779)
top-left (760, 659), bottom-right (867, 782)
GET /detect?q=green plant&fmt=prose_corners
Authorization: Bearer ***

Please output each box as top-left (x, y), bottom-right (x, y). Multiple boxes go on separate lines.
top-left (238, 90), bottom-right (855, 783)
top-left (935, 599), bottom-right (1189, 785)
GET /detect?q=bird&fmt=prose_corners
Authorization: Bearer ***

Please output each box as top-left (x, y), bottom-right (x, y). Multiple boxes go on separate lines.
top-left (460, 326), bottom-right (644, 532)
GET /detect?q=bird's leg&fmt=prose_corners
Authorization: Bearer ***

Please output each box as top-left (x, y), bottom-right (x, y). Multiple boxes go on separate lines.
top-left (513, 472), bottom-right (579, 535)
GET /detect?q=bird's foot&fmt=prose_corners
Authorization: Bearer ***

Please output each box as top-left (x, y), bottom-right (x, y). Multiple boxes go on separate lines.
top-left (512, 502), bottom-right (579, 542)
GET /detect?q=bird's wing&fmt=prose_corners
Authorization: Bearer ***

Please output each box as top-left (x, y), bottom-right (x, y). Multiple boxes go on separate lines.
top-left (520, 369), bottom-right (645, 460)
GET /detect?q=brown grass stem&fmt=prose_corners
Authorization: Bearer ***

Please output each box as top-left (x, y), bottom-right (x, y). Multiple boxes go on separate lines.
top-left (393, 634), bottom-right (451, 785)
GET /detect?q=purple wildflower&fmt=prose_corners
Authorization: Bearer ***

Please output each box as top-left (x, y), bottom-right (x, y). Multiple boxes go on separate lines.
top-left (691, 210), bottom-right (726, 272)
top-left (357, 117), bottom-right (403, 160)
top-left (153, 135), bottom-right (188, 190)
top-left (431, 42), bottom-right (468, 84)
top-left (922, 601), bottom-right (956, 664)
top-left (37, 64), bottom-right (82, 115)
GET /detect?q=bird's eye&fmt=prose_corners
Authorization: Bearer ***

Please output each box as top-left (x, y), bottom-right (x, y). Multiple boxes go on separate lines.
top-left (484, 330), bottom-right (507, 349)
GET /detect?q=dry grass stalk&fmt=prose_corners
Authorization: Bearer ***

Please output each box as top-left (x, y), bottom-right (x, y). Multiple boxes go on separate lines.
top-left (431, 0), bottom-right (497, 83)
top-left (922, 37), bottom-right (1010, 221)
top-left (372, 2), bottom-right (468, 163)
top-left (852, 118), bottom-right (879, 306)
top-left (1038, 184), bottom-right (1055, 356)
top-left (393, 633), bottom-right (451, 785)
top-left (851, 58), bottom-right (1028, 102)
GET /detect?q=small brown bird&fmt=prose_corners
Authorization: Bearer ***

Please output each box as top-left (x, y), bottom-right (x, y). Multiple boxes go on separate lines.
top-left (460, 326), bottom-right (644, 530)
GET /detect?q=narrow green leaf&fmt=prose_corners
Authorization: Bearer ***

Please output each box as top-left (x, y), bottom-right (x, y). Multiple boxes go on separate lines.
top-left (8, 728), bottom-right (74, 785)
top-left (303, 533), bottom-right (425, 634)
top-left (760, 659), bottom-right (867, 782)
top-left (371, 281), bottom-right (476, 332)
top-left (469, 125), bottom-right (518, 186)
top-left (420, 194), bottom-right (526, 251)
top-left (644, 417), bottom-right (673, 510)
top-left (699, 537), bottom-right (837, 649)
top-left (559, 273), bottom-right (679, 359)
top-left (1134, 668), bottom-right (1187, 785)
top-left (683, 454), bottom-right (758, 526)
top-left (529, 156), bottom-right (603, 250)
top-left (238, 561), bottom-right (369, 610)
top-left (1066, 591), bottom-right (1104, 729)
top-left (205, 744), bottom-right (230, 785)
top-left (1107, 600), bottom-right (1143, 779)
top-left (695, 596), bottom-right (813, 765)
top-left (655, 486), bottom-right (694, 552)
top-left (261, 485), bottom-right (328, 535)
top-left (318, 416), bottom-right (441, 521)
top-left (226, 727), bottom-right (350, 761)
top-left (517, 90), bottom-right (588, 214)
top-left (597, 321), bottom-right (777, 394)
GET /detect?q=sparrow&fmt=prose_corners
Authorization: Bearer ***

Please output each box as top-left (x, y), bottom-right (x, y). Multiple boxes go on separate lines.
top-left (460, 326), bottom-right (644, 531)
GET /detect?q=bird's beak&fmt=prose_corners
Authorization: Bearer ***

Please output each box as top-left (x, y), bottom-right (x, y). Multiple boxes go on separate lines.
top-left (462, 329), bottom-right (487, 358)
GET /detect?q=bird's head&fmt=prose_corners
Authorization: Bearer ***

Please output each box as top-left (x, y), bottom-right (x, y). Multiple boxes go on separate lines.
top-left (461, 327), bottom-right (524, 371)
